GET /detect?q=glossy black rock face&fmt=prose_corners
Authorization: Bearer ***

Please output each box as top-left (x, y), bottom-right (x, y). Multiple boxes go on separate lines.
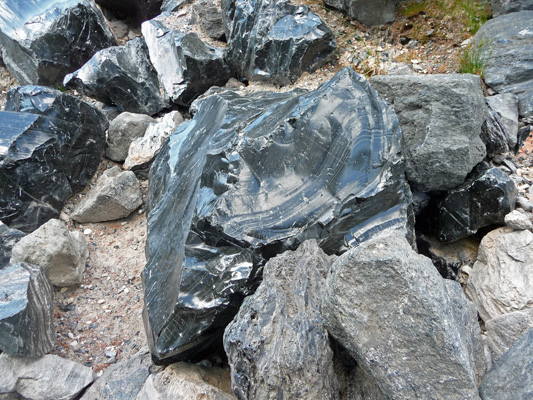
top-left (221, 0), bottom-right (336, 86)
top-left (0, 86), bottom-right (107, 232)
top-left (143, 67), bottom-right (413, 363)
top-left (0, 223), bottom-right (25, 270)
top-left (96, 0), bottom-right (163, 24)
top-left (64, 38), bottom-right (168, 116)
top-left (0, 0), bottom-right (117, 86)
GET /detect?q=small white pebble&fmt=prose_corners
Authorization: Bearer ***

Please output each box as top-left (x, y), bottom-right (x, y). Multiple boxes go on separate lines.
top-left (86, 320), bottom-right (93, 325)
top-left (124, 288), bottom-right (130, 294)
top-left (97, 299), bottom-right (106, 304)
top-left (83, 229), bottom-right (92, 235)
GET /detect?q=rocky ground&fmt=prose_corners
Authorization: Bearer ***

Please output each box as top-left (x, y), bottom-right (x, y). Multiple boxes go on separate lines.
top-left (1, 0), bottom-right (531, 377)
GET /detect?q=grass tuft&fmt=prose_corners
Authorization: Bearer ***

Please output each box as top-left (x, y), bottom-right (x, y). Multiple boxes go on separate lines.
top-left (458, 39), bottom-right (491, 76)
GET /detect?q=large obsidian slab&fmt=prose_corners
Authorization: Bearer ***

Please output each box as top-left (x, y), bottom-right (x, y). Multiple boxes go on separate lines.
top-left (221, 0), bottom-right (336, 85)
top-left (64, 38), bottom-right (168, 116)
top-left (0, 0), bottom-right (117, 86)
top-left (143, 67), bottom-right (413, 363)
top-left (0, 86), bottom-right (107, 233)
top-left (96, 0), bottom-right (163, 24)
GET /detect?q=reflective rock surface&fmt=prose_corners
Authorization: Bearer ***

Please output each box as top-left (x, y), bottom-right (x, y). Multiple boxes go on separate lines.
top-left (0, 0), bottom-right (117, 86)
top-left (64, 38), bottom-right (168, 116)
top-left (142, 19), bottom-right (231, 106)
top-left (0, 262), bottom-right (55, 357)
top-left (482, 99), bottom-right (511, 154)
top-left (0, 222), bottom-right (25, 270)
top-left (221, 0), bottom-right (336, 85)
top-left (143, 67), bottom-right (413, 362)
top-left (1, 86), bottom-right (107, 232)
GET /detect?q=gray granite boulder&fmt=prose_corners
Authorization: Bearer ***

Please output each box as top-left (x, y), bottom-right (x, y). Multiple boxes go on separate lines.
top-left (10, 219), bottom-right (88, 287)
top-left (504, 209), bottom-right (533, 231)
top-left (71, 167), bottom-right (143, 223)
top-left (475, 11), bottom-right (533, 118)
top-left (0, 263), bottom-right (55, 357)
top-left (224, 241), bottom-right (339, 399)
top-left (466, 227), bottom-right (533, 322)
top-left (490, 0), bottom-right (533, 17)
top-left (371, 74), bottom-right (486, 192)
top-left (480, 329), bottom-right (533, 400)
top-left (324, 0), bottom-right (403, 26)
top-left (106, 112), bottom-right (156, 162)
top-left (192, 0), bottom-right (225, 40)
top-left (322, 233), bottom-right (483, 400)
top-left (0, 353), bottom-right (95, 400)
top-left (0, 0), bottom-right (117, 86)
top-left (485, 308), bottom-right (533, 362)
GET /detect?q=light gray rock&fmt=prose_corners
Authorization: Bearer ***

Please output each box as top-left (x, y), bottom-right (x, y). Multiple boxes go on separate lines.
top-left (475, 11), bottom-right (533, 118)
top-left (385, 62), bottom-right (414, 75)
top-left (486, 93), bottom-right (519, 149)
top-left (516, 196), bottom-right (533, 212)
top-left (10, 219), bottom-right (88, 287)
top-left (106, 112), bottom-right (156, 162)
top-left (485, 308), bottom-right (533, 362)
top-left (504, 209), bottom-right (533, 230)
top-left (324, 0), bottom-right (403, 26)
top-left (491, 0), bottom-right (533, 17)
top-left (81, 349), bottom-right (152, 400)
top-left (466, 227), bottom-right (533, 322)
top-left (124, 111), bottom-right (184, 176)
top-left (71, 167), bottom-right (143, 223)
top-left (371, 74), bottom-right (486, 192)
top-left (192, 0), bottom-right (225, 40)
top-left (0, 353), bottom-right (95, 400)
top-left (479, 329), bottom-right (533, 400)
top-left (322, 233), bottom-right (482, 400)
top-left (0, 263), bottom-right (55, 356)
top-left (224, 241), bottom-right (339, 400)
top-left (135, 362), bottom-right (234, 400)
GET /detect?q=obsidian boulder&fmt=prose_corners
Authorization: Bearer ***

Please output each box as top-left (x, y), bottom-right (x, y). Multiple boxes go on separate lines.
top-left (95, 0), bottom-right (163, 24)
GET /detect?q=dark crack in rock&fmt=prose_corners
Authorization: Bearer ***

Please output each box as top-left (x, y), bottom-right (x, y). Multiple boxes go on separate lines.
top-left (0, 86), bottom-right (107, 233)
top-left (0, 0), bottom-right (117, 86)
top-left (142, 19), bottom-right (231, 107)
top-left (224, 240), bottom-right (339, 399)
top-left (143, 67), bottom-right (413, 363)
top-left (0, 262), bottom-right (55, 357)
top-left (64, 38), bottom-right (168, 116)
top-left (221, 0), bottom-right (336, 85)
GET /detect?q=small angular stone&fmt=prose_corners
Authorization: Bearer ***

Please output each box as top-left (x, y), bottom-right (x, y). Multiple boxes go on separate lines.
top-left (64, 38), bottom-right (168, 116)
top-left (224, 241), bottom-right (339, 399)
top-left (0, 263), bottom-right (55, 357)
top-left (485, 308), bottom-right (533, 362)
top-left (10, 219), bottom-right (88, 287)
top-left (0, 0), bottom-right (117, 86)
top-left (71, 167), bottom-right (143, 223)
top-left (142, 19), bottom-right (231, 106)
top-left (1, 86), bottom-right (107, 232)
top-left (466, 227), bottom-right (533, 322)
top-left (504, 209), bottom-right (533, 231)
top-left (192, 0), bottom-right (225, 40)
top-left (106, 112), bottom-right (156, 162)
top-left (0, 353), bottom-right (95, 400)
top-left (222, 0), bottom-right (336, 85)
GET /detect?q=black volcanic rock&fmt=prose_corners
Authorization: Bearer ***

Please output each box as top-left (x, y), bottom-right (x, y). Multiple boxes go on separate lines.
top-left (0, 0), bottom-right (117, 86)
top-left (0, 86), bottom-right (107, 233)
top-left (221, 0), bottom-right (336, 85)
top-left (64, 38), bottom-right (168, 116)
top-left (143, 67), bottom-right (413, 363)
top-left (96, 0), bottom-right (163, 24)
top-left (0, 222), bottom-right (25, 270)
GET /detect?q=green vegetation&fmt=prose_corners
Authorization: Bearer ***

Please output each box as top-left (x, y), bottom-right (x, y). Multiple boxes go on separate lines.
top-left (458, 39), bottom-right (491, 76)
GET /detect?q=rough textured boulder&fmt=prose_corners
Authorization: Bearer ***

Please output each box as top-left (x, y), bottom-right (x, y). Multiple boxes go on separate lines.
top-left (421, 164), bottom-right (517, 242)
top-left (192, 0), bottom-right (225, 40)
top-left (106, 112), bottom-right (156, 162)
top-left (142, 19), bottom-right (231, 106)
top-left (1, 86), bottom-right (107, 233)
top-left (70, 167), bottom-right (143, 223)
top-left (491, 0), bottom-right (533, 17)
top-left (0, 263), bottom-right (55, 356)
top-left (0, 0), bottom-right (117, 86)
top-left (124, 111), bottom-right (184, 176)
top-left (10, 219), bottom-right (88, 287)
top-left (480, 329), bottom-right (533, 400)
top-left (95, 0), bottom-right (163, 24)
top-left (466, 227), bottom-right (533, 322)
top-left (161, 0), bottom-right (193, 12)
top-left (504, 209), bottom-right (533, 231)
top-left (221, 0), bottom-right (336, 85)
top-left (324, 0), bottom-right (403, 26)
top-left (486, 93), bottom-right (519, 150)
top-left (136, 362), bottom-right (234, 400)
top-left (0, 222), bottom-right (25, 270)
top-left (485, 308), bottom-right (533, 362)
top-left (81, 349), bottom-right (152, 400)
top-left (143, 68), bottom-right (413, 363)
top-left (322, 233), bottom-right (484, 400)
top-left (475, 11), bottom-right (533, 118)
top-left (0, 353), bottom-right (95, 400)
top-left (64, 38), bottom-right (168, 116)
top-left (371, 74), bottom-right (487, 192)
top-left (224, 241), bottom-right (339, 399)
